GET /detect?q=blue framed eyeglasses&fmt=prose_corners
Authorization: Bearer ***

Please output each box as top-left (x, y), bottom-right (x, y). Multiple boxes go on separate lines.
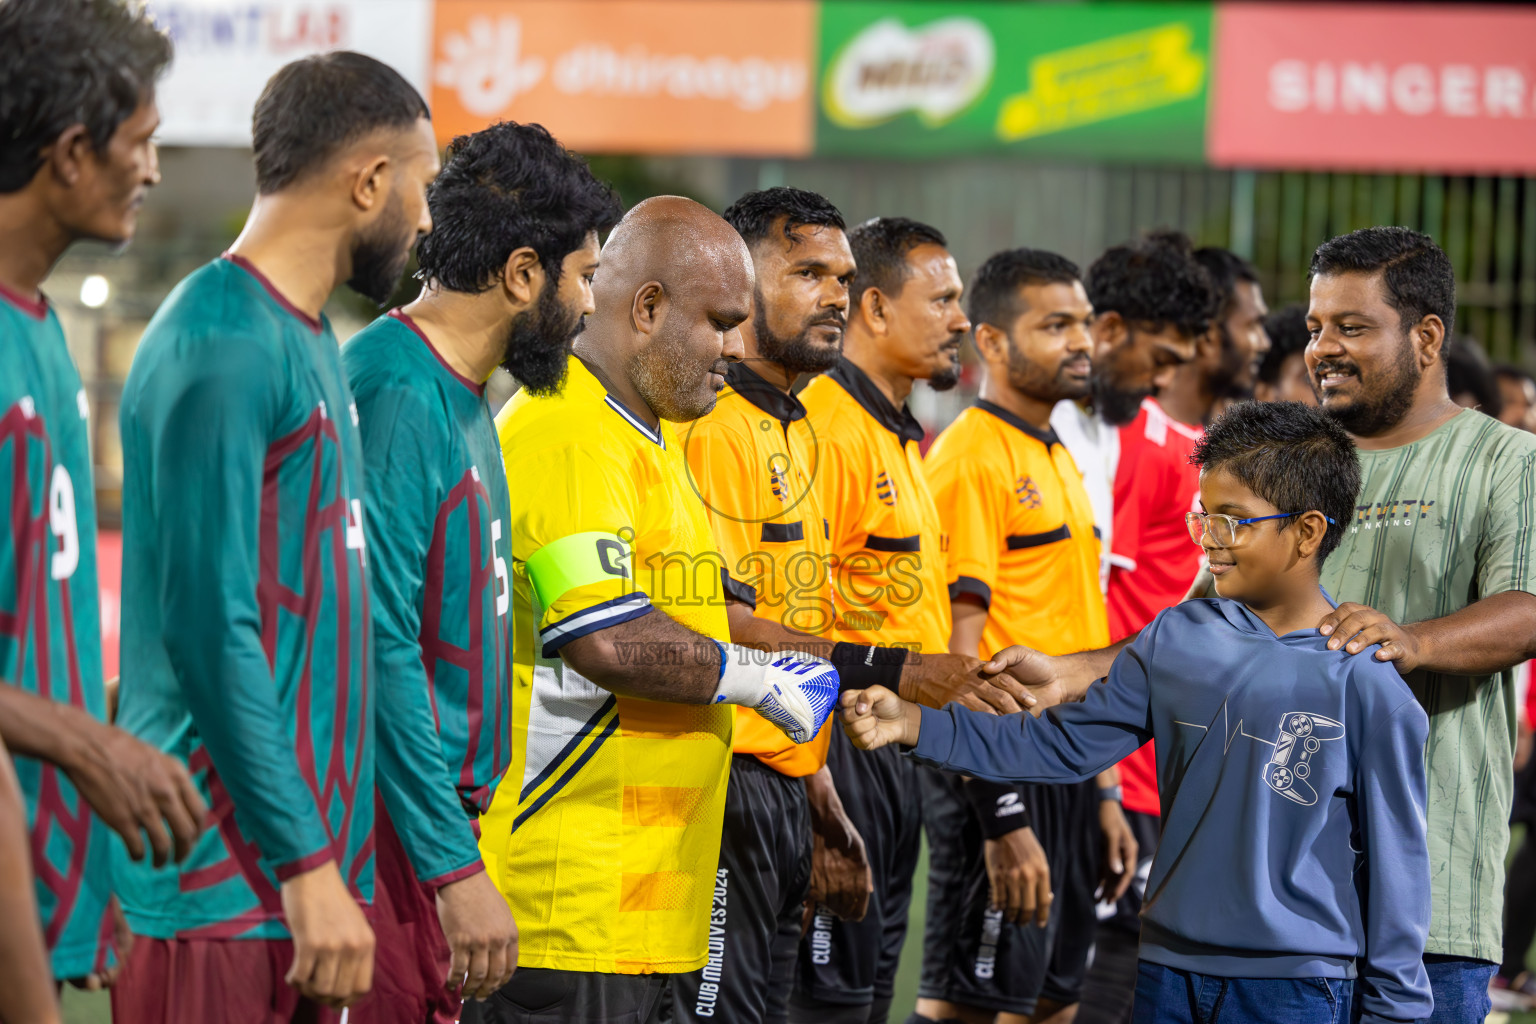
top-left (1185, 511), bottom-right (1337, 548)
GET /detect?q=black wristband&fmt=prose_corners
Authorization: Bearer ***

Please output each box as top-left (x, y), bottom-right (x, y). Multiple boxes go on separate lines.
top-left (831, 642), bottom-right (908, 689)
top-left (962, 778), bottom-right (1031, 838)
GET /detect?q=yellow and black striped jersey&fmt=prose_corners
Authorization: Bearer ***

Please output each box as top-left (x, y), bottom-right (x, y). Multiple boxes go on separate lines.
top-left (481, 356), bottom-right (733, 974)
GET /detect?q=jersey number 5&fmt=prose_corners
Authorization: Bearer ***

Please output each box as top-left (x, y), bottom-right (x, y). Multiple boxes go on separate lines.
top-left (49, 465), bottom-right (79, 581)
top-left (492, 519), bottom-right (509, 618)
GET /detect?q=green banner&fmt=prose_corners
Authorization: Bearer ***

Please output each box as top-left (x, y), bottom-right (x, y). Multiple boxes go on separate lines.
top-left (815, 1), bottom-right (1213, 161)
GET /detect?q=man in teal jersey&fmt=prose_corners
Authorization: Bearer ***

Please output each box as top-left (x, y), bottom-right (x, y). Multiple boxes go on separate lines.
top-left (1305, 227), bottom-right (1536, 1024)
top-left (0, 0), bottom-right (207, 999)
top-left (112, 53), bottom-right (440, 1019)
top-left (345, 121), bottom-right (620, 1022)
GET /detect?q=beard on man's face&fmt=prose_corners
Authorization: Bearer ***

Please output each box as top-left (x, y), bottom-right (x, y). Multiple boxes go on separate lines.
top-left (500, 275), bottom-right (584, 397)
top-left (925, 331), bottom-right (966, 392)
top-left (754, 296), bottom-right (843, 375)
top-left (1207, 327), bottom-right (1257, 403)
top-left (1313, 333), bottom-right (1422, 437)
top-left (1009, 340), bottom-right (1091, 405)
top-left (632, 332), bottom-right (729, 423)
top-left (1090, 372), bottom-right (1148, 426)
top-left (348, 192), bottom-right (416, 306)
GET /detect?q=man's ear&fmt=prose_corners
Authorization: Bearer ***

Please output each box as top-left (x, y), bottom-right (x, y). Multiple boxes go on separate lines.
top-left (1295, 510), bottom-right (1331, 560)
top-left (1092, 310), bottom-right (1127, 358)
top-left (972, 322), bottom-right (1006, 366)
top-left (1414, 313), bottom-right (1446, 369)
top-left (46, 124), bottom-right (92, 188)
top-left (502, 246), bottom-right (543, 308)
top-left (1197, 327), bottom-right (1224, 363)
top-left (858, 287), bottom-right (889, 336)
top-left (350, 153), bottom-right (390, 212)
top-left (631, 281), bottom-right (666, 337)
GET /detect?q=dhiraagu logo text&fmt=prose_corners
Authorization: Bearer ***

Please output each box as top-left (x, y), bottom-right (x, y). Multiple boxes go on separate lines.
top-left (995, 22), bottom-right (1205, 142)
top-left (822, 16), bottom-right (994, 128)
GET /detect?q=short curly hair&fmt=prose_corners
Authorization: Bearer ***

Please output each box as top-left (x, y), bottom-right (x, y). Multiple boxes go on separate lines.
top-left (1085, 229), bottom-right (1218, 339)
top-left (966, 248), bottom-right (1080, 330)
top-left (0, 0), bottom-right (172, 193)
top-left (414, 121), bottom-right (622, 293)
top-left (1192, 401), bottom-right (1361, 564)
top-left (722, 187), bottom-right (845, 250)
top-left (1310, 226), bottom-right (1456, 338)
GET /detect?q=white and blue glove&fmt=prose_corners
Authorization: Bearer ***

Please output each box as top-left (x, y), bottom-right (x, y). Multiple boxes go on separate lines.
top-left (711, 643), bottom-right (840, 744)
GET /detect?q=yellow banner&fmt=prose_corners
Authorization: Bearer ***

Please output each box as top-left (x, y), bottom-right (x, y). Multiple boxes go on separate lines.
top-left (996, 22), bottom-right (1204, 141)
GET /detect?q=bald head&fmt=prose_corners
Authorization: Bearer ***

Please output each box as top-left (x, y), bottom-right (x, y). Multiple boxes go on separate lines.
top-left (579, 195), bottom-right (754, 423)
top-left (595, 196), bottom-right (753, 311)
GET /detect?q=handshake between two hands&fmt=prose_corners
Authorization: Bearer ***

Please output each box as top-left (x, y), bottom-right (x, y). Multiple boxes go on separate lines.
top-left (754, 642), bottom-right (1063, 747)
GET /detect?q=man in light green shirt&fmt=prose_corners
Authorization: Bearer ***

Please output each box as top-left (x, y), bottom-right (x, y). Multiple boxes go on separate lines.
top-left (996, 226), bottom-right (1536, 1024)
top-left (1304, 227), bottom-right (1536, 1024)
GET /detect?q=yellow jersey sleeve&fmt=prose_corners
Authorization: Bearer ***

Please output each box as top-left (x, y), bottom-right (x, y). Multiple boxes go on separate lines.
top-left (927, 438), bottom-right (1004, 611)
top-left (516, 443), bottom-right (654, 656)
top-left (814, 432), bottom-right (870, 555)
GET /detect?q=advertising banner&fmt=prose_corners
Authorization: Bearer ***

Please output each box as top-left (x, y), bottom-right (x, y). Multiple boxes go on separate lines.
top-left (815, 1), bottom-right (1212, 161)
top-left (146, 0), bottom-right (433, 146)
top-left (429, 0), bottom-right (816, 156)
top-left (99, 531), bottom-right (121, 682)
top-left (1208, 3), bottom-right (1536, 174)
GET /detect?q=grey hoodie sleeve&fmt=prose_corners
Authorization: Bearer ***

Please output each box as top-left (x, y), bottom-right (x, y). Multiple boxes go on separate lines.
top-left (911, 629), bottom-right (1155, 783)
top-left (1353, 694), bottom-right (1433, 1024)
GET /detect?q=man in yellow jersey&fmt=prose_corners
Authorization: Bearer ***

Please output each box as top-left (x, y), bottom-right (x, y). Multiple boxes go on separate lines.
top-left (789, 217), bottom-right (972, 1024)
top-left (677, 190), bottom-right (1028, 1024)
top-left (919, 250), bottom-right (1139, 1024)
top-left (468, 197), bottom-right (841, 1024)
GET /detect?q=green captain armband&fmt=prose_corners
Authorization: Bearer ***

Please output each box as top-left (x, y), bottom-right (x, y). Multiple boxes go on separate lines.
top-left (525, 531), bottom-right (636, 611)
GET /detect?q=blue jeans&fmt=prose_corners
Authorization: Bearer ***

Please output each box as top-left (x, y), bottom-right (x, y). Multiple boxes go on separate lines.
top-left (1418, 955), bottom-right (1495, 1024)
top-left (1132, 961), bottom-right (1353, 1024)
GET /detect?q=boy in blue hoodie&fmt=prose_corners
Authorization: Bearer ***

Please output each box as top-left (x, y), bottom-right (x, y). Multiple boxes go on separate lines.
top-left (841, 401), bottom-right (1432, 1024)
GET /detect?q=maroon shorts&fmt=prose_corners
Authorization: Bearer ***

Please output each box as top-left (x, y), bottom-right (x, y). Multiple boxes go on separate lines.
top-left (349, 809), bottom-right (459, 1024)
top-left (110, 935), bottom-right (343, 1024)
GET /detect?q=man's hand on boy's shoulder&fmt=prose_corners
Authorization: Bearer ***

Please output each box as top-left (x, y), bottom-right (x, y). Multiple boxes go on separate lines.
top-left (1318, 603), bottom-right (1420, 673)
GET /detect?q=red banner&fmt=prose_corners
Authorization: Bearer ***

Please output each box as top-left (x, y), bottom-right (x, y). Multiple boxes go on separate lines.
top-left (1208, 3), bottom-right (1536, 174)
top-left (99, 530), bottom-right (121, 682)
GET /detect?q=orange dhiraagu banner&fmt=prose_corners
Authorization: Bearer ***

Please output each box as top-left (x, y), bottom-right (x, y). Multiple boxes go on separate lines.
top-left (1209, 3), bottom-right (1536, 174)
top-left (429, 0), bottom-right (817, 156)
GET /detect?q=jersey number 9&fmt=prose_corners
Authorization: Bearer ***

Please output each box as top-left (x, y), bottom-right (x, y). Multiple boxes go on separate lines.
top-left (48, 464), bottom-right (79, 581)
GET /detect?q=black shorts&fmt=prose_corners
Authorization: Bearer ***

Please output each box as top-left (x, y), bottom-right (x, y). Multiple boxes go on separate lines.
top-left (792, 727), bottom-right (923, 1010)
top-left (1097, 808), bottom-right (1162, 935)
top-left (916, 768), bottom-right (1100, 1015)
top-left (463, 968), bottom-right (669, 1024)
top-left (670, 755), bottom-right (812, 1024)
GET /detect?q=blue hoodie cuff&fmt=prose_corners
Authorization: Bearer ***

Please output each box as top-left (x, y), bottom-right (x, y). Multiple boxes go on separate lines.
top-left (911, 704), bottom-right (957, 764)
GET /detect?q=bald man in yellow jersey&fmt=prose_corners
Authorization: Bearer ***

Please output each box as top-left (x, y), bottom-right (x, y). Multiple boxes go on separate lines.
top-left (467, 198), bottom-right (841, 1024)
top-left (677, 194), bottom-right (1034, 1024)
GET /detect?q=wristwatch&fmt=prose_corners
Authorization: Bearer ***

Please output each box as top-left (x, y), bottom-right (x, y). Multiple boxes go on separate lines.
top-left (1097, 785), bottom-right (1123, 804)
